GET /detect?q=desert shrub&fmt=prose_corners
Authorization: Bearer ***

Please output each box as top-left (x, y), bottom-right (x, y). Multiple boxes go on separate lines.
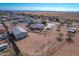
top-left (56, 33), bottom-right (64, 42)
top-left (42, 20), bottom-right (47, 26)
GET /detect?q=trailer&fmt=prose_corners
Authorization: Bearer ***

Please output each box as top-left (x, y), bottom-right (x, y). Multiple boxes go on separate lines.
top-left (0, 43), bottom-right (9, 51)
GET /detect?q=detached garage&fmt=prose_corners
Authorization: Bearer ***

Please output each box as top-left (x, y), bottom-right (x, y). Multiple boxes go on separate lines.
top-left (12, 27), bottom-right (28, 40)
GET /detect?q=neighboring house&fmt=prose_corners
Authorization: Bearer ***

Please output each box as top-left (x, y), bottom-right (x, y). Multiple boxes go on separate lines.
top-left (2, 15), bottom-right (9, 21)
top-left (30, 23), bottom-right (44, 30)
top-left (18, 15), bottom-right (26, 20)
top-left (8, 12), bottom-right (18, 20)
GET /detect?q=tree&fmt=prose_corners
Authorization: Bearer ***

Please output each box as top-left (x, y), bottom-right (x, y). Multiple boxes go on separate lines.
top-left (66, 19), bottom-right (74, 27)
top-left (55, 17), bottom-right (59, 22)
top-left (56, 33), bottom-right (64, 42)
top-left (42, 20), bottom-right (47, 26)
top-left (40, 15), bottom-right (44, 19)
top-left (66, 31), bottom-right (74, 43)
top-left (37, 15), bottom-right (41, 19)
top-left (56, 25), bottom-right (61, 31)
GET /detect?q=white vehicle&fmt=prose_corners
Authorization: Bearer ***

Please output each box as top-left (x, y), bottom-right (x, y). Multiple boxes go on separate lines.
top-left (0, 43), bottom-right (9, 51)
top-left (68, 27), bottom-right (77, 33)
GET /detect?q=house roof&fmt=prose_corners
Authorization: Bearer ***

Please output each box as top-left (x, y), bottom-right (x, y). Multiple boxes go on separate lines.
top-left (0, 43), bottom-right (8, 48)
top-left (30, 24), bottom-right (44, 29)
top-left (44, 22), bottom-right (55, 29)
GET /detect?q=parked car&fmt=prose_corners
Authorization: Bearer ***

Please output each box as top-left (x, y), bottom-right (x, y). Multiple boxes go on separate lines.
top-left (68, 28), bottom-right (77, 33)
top-left (0, 32), bottom-right (8, 40)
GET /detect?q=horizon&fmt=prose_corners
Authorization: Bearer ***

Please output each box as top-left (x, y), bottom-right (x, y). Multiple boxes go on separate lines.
top-left (0, 3), bottom-right (79, 12)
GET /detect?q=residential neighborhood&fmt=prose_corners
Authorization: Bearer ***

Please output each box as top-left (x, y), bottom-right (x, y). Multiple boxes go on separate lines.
top-left (0, 11), bottom-right (79, 56)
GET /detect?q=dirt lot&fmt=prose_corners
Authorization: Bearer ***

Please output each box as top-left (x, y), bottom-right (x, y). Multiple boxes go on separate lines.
top-left (16, 26), bottom-right (58, 55)
top-left (3, 11), bottom-right (79, 56)
top-left (17, 11), bottom-right (79, 19)
top-left (16, 22), bottom-right (79, 56)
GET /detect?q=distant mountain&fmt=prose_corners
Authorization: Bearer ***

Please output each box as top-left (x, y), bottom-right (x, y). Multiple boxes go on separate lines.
top-left (0, 10), bottom-right (79, 13)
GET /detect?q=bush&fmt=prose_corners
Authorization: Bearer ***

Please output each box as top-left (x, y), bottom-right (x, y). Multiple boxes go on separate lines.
top-left (55, 17), bottom-right (59, 22)
top-left (56, 33), bottom-right (64, 42)
top-left (42, 21), bottom-right (47, 26)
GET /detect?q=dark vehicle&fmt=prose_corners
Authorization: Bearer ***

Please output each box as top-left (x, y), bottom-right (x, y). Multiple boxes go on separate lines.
top-left (0, 32), bottom-right (8, 40)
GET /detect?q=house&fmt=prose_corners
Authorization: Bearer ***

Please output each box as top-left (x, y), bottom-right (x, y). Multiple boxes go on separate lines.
top-left (18, 15), bottom-right (26, 20)
top-left (30, 23), bottom-right (44, 30)
top-left (12, 27), bottom-right (28, 40)
top-left (8, 12), bottom-right (18, 20)
top-left (2, 15), bottom-right (9, 19)
top-left (2, 15), bottom-right (9, 21)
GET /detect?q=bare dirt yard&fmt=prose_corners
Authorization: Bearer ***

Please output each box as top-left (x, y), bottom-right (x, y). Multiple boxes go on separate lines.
top-left (5, 11), bottom-right (79, 56)
top-left (16, 22), bottom-right (79, 56)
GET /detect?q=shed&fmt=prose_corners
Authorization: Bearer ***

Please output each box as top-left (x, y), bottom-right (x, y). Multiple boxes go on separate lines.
top-left (12, 27), bottom-right (28, 40)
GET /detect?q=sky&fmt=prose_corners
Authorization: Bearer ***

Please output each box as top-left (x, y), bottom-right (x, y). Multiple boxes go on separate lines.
top-left (0, 3), bottom-right (79, 11)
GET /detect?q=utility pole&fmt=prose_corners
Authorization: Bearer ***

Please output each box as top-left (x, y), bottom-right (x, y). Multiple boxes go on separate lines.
top-left (0, 17), bottom-right (21, 56)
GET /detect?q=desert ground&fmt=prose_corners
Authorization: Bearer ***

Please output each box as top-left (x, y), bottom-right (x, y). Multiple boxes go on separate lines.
top-left (18, 11), bottom-right (79, 19)
top-left (1, 11), bottom-right (79, 56)
top-left (15, 22), bottom-right (79, 56)
top-left (14, 12), bottom-right (79, 56)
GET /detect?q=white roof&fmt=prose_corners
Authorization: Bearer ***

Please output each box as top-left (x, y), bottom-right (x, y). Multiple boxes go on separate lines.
top-left (68, 27), bottom-right (77, 32)
top-left (44, 22), bottom-right (55, 29)
top-left (69, 27), bottom-right (77, 30)
top-left (12, 27), bottom-right (27, 35)
top-left (30, 24), bottom-right (44, 29)
top-left (0, 43), bottom-right (8, 47)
